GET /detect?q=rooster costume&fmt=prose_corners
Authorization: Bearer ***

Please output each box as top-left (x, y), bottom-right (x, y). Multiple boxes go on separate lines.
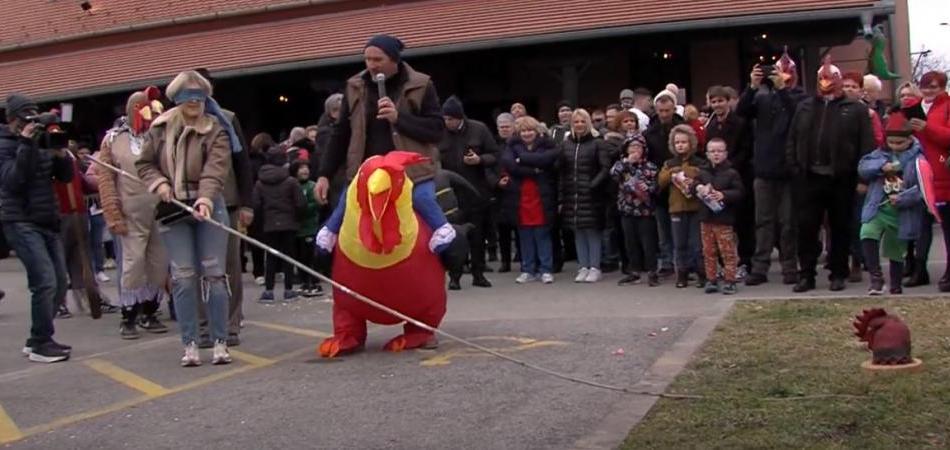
top-left (317, 152), bottom-right (447, 357)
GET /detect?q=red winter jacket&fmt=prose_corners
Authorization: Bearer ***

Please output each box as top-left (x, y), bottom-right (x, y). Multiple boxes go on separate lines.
top-left (915, 93), bottom-right (950, 201)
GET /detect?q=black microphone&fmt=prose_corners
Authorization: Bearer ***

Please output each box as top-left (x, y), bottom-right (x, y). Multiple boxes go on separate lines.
top-left (374, 73), bottom-right (387, 100)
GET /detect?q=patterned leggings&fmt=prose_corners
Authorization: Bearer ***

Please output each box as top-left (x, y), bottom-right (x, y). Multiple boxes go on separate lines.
top-left (701, 223), bottom-right (739, 282)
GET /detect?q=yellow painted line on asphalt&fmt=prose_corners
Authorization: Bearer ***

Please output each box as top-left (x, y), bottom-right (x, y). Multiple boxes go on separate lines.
top-left (0, 403), bottom-right (24, 444)
top-left (421, 337), bottom-right (569, 367)
top-left (84, 359), bottom-right (170, 397)
top-left (12, 346), bottom-right (313, 446)
top-left (243, 320), bottom-right (332, 338)
top-left (228, 349), bottom-right (275, 367)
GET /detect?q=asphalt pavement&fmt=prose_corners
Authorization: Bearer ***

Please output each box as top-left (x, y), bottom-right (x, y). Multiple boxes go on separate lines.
top-left (0, 238), bottom-right (946, 449)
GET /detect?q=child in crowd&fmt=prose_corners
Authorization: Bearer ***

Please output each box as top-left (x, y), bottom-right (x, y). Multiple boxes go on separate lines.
top-left (611, 135), bottom-right (660, 286)
top-left (658, 125), bottom-right (706, 288)
top-left (857, 110), bottom-right (926, 295)
top-left (500, 116), bottom-right (560, 285)
top-left (252, 147), bottom-right (306, 303)
top-left (693, 138), bottom-right (745, 294)
top-left (289, 160), bottom-right (323, 298)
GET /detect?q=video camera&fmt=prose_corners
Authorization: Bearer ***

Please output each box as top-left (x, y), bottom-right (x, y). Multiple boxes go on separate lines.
top-left (24, 110), bottom-right (68, 150)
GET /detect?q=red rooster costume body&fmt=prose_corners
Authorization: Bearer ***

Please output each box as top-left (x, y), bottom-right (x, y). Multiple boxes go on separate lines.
top-left (318, 152), bottom-right (447, 357)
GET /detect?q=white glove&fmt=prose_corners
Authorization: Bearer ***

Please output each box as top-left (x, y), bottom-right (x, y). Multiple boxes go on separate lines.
top-left (315, 227), bottom-right (337, 252)
top-left (429, 223), bottom-right (457, 253)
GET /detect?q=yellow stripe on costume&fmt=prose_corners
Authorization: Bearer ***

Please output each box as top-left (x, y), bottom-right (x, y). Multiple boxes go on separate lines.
top-left (338, 174), bottom-right (419, 269)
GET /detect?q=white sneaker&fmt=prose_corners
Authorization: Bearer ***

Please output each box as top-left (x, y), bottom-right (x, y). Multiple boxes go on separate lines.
top-left (96, 271), bottom-right (111, 283)
top-left (181, 342), bottom-right (201, 367)
top-left (585, 268), bottom-right (602, 283)
top-left (212, 340), bottom-right (232, 365)
top-left (574, 268), bottom-right (590, 283)
top-left (541, 273), bottom-right (555, 284)
top-left (254, 276), bottom-right (265, 286)
top-left (515, 273), bottom-right (537, 284)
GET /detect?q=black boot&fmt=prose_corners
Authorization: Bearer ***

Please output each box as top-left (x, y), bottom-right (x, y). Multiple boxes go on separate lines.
top-left (448, 272), bottom-right (462, 291)
top-left (498, 261), bottom-right (511, 273)
top-left (675, 271), bottom-right (688, 288)
top-left (120, 305), bottom-right (140, 340)
top-left (903, 242), bottom-right (916, 278)
top-left (904, 259), bottom-right (930, 287)
top-left (862, 239), bottom-right (884, 295)
top-left (472, 272), bottom-right (492, 288)
top-left (138, 299), bottom-right (169, 334)
top-left (889, 261), bottom-right (904, 295)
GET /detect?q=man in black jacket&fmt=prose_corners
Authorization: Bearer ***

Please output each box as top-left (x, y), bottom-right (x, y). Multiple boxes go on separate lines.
top-left (644, 94), bottom-right (685, 275)
top-left (786, 61), bottom-right (875, 292)
top-left (0, 94), bottom-right (73, 363)
top-left (438, 96), bottom-right (497, 287)
top-left (737, 62), bottom-right (808, 286)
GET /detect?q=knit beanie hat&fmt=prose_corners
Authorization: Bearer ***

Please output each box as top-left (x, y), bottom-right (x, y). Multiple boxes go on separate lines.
top-left (365, 34), bottom-right (405, 63)
top-left (624, 134), bottom-right (647, 153)
top-left (266, 145), bottom-right (288, 166)
top-left (885, 108), bottom-right (913, 137)
top-left (556, 100), bottom-right (573, 112)
top-left (442, 95), bottom-right (465, 119)
top-left (5, 93), bottom-right (38, 119)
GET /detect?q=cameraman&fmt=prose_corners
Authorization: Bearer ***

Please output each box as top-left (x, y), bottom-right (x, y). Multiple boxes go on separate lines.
top-left (0, 93), bottom-right (73, 363)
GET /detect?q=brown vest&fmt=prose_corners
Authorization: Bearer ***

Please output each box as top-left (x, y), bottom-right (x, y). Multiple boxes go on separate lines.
top-left (344, 63), bottom-right (438, 182)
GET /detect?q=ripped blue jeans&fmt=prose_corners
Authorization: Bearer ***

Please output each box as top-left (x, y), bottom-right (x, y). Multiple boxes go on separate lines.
top-left (159, 197), bottom-right (230, 345)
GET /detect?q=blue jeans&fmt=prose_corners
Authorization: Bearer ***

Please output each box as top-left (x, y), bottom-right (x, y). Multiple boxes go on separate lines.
top-left (655, 203), bottom-right (674, 270)
top-left (3, 222), bottom-right (68, 346)
top-left (160, 198), bottom-right (230, 345)
top-left (573, 228), bottom-right (602, 269)
top-left (518, 225), bottom-right (553, 275)
top-left (671, 212), bottom-right (702, 273)
top-left (88, 213), bottom-right (106, 272)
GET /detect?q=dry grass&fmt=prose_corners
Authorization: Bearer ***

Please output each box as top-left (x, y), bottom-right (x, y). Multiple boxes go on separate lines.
top-left (623, 297), bottom-right (950, 449)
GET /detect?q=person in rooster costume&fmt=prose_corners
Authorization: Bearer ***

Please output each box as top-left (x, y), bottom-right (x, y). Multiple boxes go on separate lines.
top-left (95, 87), bottom-right (171, 339)
top-left (315, 151), bottom-right (448, 357)
top-left (786, 56), bottom-right (876, 293)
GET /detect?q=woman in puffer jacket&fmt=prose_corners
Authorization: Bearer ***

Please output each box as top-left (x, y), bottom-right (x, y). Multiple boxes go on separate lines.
top-left (558, 109), bottom-right (613, 283)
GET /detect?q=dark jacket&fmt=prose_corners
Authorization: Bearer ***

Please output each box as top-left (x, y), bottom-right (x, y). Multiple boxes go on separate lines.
top-left (0, 125), bottom-right (73, 228)
top-left (736, 86), bottom-right (807, 179)
top-left (438, 118), bottom-right (498, 208)
top-left (321, 62), bottom-right (444, 183)
top-left (500, 135), bottom-right (559, 227)
top-left (558, 132), bottom-right (612, 230)
top-left (693, 160), bottom-right (745, 225)
top-left (644, 115), bottom-right (686, 168)
top-left (786, 95), bottom-right (875, 178)
top-left (435, 169), bottom-right (481, 225)
top-left (251, 164), bottom-right (306, 233)
top-left (705, 111), bottom-right (752, 175)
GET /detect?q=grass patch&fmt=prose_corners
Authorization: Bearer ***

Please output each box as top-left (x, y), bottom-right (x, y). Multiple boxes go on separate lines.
top-left (623, 297), bottom-right (950, 449)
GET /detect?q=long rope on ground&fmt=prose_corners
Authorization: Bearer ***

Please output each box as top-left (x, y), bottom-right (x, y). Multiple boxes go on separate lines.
top-left (87, 154), bottom-right (695, 398)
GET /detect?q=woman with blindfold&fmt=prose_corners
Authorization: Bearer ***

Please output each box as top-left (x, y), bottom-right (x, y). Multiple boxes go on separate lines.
top-left (136, 70), bottom-right (241, 367)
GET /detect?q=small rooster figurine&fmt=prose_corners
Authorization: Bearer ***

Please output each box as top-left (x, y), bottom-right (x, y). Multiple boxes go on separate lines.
top-left (853, 308), bottom-right (912, 365)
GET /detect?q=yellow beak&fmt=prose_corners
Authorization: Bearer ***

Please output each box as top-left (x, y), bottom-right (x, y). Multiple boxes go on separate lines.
top-left (367, 169), bottom-right (392, 222)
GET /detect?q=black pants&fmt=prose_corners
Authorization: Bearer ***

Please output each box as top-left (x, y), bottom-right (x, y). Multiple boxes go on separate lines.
top-left (915, 204), bottom-right (950, 277)
top-left (603, 203), bottom-right (623, 268)
top-left (444, 224), bottom-right (471, 279)
top-left (735, 171), bottom-right (756, 267)
top-left (264, 231), bottom-right (295, 291)
top-left (294, 235), bottom-right (319, 289)
top-left (621, 216), bottom-right (659, 273)
top-left (497, 222), bottom-right (519, 264)
top-left (468, 208), bottom-right (491, 274)
top-left (796, 173), bottom-right (856, 280)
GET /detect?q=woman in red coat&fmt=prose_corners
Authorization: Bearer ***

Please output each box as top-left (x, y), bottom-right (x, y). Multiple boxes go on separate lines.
top-left (909, 71), bottom-right (950, 291)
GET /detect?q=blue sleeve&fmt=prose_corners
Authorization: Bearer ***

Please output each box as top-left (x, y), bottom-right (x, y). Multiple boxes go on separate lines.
top-left (412, 180), bottom-right (447, 230)
top-left (324, 189), bottom-right (347, 233)
top-left (857, 150), bottom-right (887, 182)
